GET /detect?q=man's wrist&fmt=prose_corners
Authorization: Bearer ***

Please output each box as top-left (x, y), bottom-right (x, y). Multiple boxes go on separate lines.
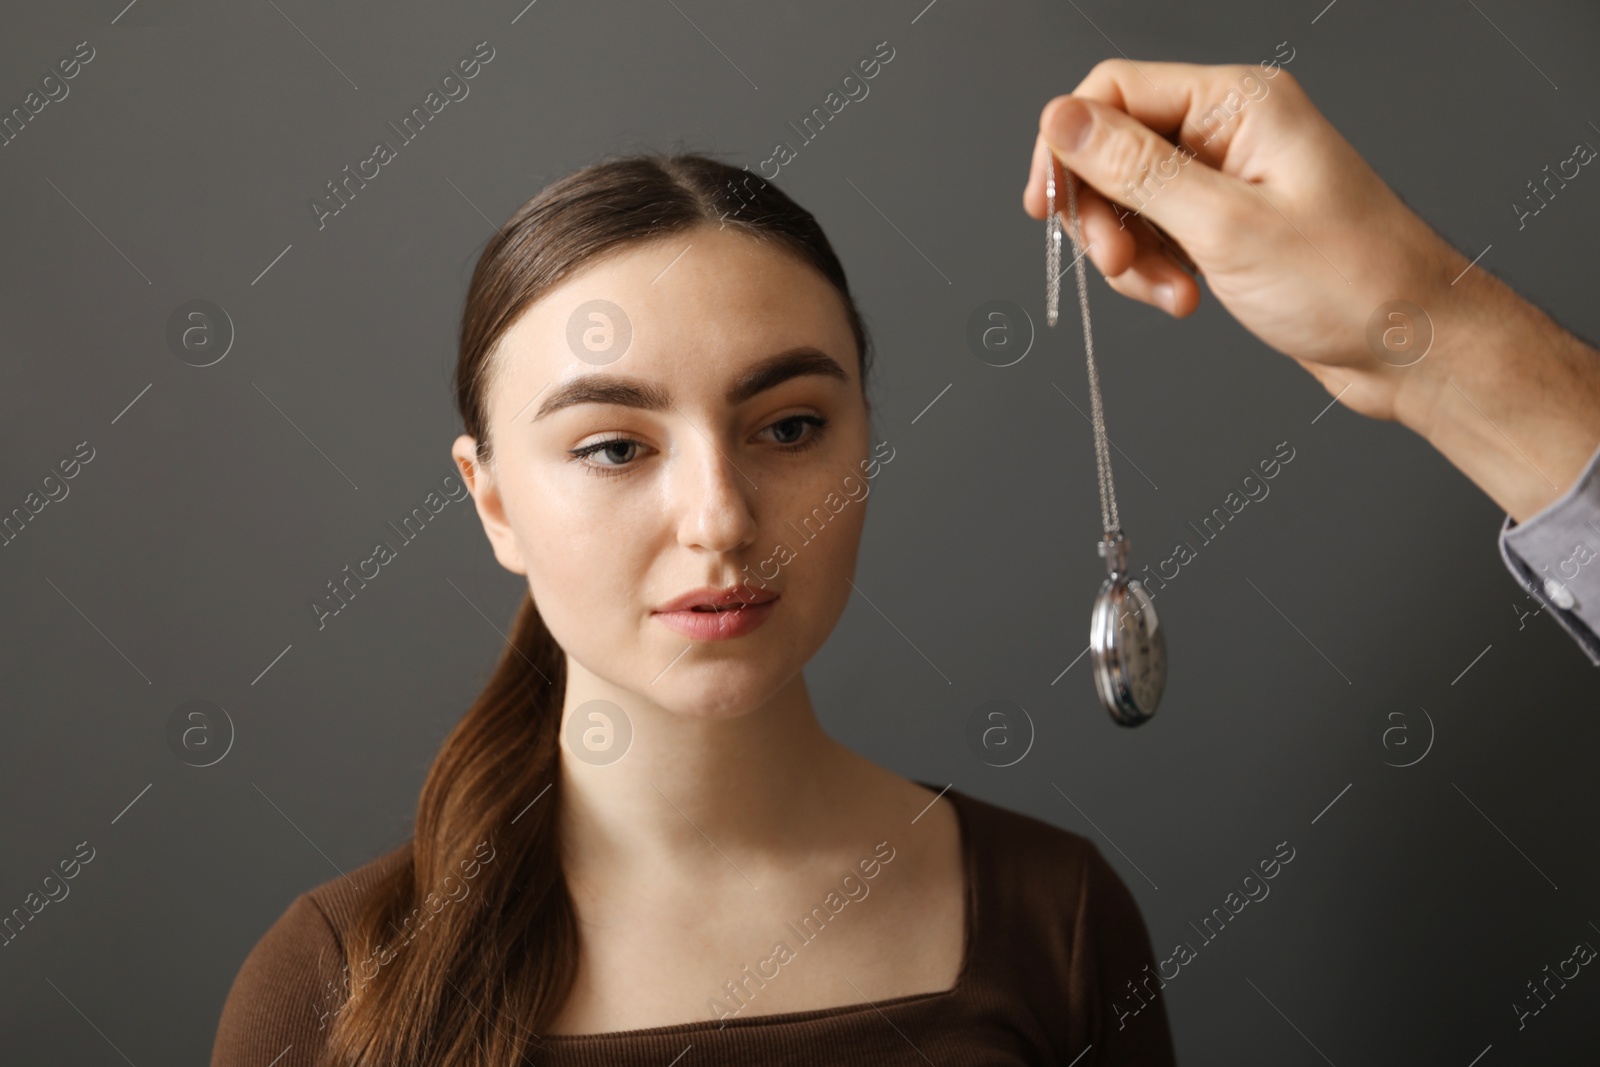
top-left (1394, 263), bottom-right (1600, 523)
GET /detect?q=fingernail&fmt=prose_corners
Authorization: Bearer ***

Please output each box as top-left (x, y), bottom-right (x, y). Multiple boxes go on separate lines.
top-left (1154, 283), bottom-right (1176, 313)
top-left (1046, 97), bottom-right (1092, 154)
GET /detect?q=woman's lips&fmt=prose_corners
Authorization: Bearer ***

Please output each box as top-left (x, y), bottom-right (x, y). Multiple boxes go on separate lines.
top-left (652, 598), bottom-right (778, 640)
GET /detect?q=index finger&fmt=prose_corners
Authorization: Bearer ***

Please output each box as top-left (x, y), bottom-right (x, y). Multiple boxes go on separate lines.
top-left (1071, 57), bottom-right (1292, 170)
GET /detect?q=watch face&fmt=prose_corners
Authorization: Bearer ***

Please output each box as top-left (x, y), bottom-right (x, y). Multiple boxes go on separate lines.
top-left (1120, 580), bottom-right (1165, 715)
top-left (1090, 578), bottom-right (1166, 725)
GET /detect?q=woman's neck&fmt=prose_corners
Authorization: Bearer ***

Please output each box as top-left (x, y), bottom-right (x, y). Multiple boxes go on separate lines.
top-left (555, 664), bottom-right (868, 876)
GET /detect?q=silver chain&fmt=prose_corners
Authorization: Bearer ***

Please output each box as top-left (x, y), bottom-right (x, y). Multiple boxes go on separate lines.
top-left (1046, 159), bottom-right (1119, 537)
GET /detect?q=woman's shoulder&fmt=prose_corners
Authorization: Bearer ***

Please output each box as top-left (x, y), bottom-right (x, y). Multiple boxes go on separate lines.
top-left (210, 841), bottom-right (412, 1067)
top-left (934, 783), bottom-right (1105, 883)
top-left (300, 840), bottom-right (414, 940)
top-left (933, 783), bottom-right (1153, 952)
top-left (937, 785), bottom-right (1174, 1060)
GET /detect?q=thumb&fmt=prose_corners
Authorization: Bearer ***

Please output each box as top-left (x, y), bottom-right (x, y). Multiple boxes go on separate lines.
top-left (1042, 94), bottom-right (1235, 245)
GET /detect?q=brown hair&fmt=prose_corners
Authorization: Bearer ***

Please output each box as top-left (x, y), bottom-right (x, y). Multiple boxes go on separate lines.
top-left (318, 152), bottom-right (875, 1065)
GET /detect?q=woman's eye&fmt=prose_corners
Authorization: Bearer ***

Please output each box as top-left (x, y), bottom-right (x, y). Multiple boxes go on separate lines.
top-left (569, 437), bottom-right (642, 477)
top-left (763, 414), bottom-right (829, 450)
top-left (568, 414), bottom-right (829, 479)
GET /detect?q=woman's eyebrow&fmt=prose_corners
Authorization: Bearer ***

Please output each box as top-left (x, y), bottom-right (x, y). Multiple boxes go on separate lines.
top-left (529, 346), bottom-right (848, 422)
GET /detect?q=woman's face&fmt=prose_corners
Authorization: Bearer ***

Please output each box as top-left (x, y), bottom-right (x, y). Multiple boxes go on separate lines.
top-left (452, 222), bottom-right (879, 721)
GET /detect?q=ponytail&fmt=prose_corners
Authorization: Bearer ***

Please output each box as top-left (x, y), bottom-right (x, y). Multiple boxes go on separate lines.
top-left (320, 592), bottom-right (574, 1065)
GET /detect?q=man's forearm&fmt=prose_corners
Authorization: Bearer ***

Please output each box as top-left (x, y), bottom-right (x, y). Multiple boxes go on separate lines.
top-left (1396, 263), bottom-right (1600, 524)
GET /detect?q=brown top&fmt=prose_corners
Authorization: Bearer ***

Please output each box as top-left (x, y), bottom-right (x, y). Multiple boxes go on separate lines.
top-left (211, 783), bottom-right (1176, 1066)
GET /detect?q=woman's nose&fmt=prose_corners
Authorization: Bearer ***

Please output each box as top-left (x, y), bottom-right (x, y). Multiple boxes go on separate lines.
top-left (671, 436), bottom-right (759, 554)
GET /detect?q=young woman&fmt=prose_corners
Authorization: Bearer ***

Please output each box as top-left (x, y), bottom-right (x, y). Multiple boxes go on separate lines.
top-left (210, 153), bottom-right (1175, 1066)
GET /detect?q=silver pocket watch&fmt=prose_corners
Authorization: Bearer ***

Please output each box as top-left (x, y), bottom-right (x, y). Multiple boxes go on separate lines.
top-left (1089, 532), bottom-right (1166, 726)
top-left (1046, 156), bottom-right (1168, 726)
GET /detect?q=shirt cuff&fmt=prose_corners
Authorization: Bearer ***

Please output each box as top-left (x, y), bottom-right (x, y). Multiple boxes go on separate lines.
top-left (1498, 436), bottom-right (1600, 666)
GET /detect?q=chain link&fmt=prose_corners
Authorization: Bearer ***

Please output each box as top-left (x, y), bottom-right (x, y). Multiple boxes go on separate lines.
top-left (1047, 159), bottom-right (1119, 537)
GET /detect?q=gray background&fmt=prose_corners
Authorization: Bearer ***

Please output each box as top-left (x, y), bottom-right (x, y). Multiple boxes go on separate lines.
top-left (3, 0), bottom-right (1598, 1062)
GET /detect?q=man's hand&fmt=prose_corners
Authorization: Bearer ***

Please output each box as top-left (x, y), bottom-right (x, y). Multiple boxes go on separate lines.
top-left (1025, 59), bottom-right (1600, 523)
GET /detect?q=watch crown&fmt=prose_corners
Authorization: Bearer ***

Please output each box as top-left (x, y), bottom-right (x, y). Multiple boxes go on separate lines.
top-left (1097, 530), bottom-right (1129, 577)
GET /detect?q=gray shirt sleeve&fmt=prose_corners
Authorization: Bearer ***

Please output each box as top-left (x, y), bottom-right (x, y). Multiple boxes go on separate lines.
top-left (1497, 437), bottom-right (1600, 666)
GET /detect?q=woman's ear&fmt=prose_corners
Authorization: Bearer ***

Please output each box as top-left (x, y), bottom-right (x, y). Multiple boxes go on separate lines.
top-left (451, 434), bottom-right (528, 575)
